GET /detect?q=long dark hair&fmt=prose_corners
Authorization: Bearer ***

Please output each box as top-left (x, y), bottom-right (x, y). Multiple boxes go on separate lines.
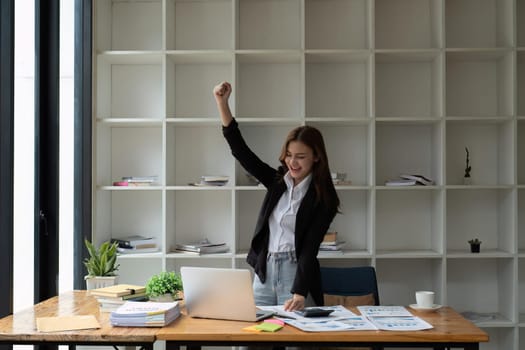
top-left (279, 126), bottom-right (340, 214)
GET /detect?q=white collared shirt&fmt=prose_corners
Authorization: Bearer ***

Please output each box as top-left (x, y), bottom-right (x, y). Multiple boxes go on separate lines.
top-left (268, 172), bottom-right (312, 253)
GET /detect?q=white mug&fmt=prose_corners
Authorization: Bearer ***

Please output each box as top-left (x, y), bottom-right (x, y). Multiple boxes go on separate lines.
top-left (415, 291), bottom-right (435, 308)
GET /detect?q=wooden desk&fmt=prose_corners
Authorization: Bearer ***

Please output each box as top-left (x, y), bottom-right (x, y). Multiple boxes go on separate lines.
top-left (0, 291), bottom-right (489, 350)
top-left (157, 306), bottom-right (489, 350)
top-left (0, 291), bottom-right (156, 350)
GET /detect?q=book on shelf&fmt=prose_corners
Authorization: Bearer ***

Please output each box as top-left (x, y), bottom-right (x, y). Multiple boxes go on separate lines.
top-left (89, 284), bottom-right (146, 298)
top-left (189, 175), bottom-right (229, 187)
top-left (385, 179), bottom-right (418, 186)
top-left (113, 181), bottom-right (153, 187)
top-left (110, 301), bottom-right (180, 327)
top-left (319, 231), bottom-right (345, 251)
top-left (117, 246), bottom-right (159, 254)
top-left (399, 174), bottom-right (434, 186)
top-left (322, 231), bottom-right (338, 244)
top-left (121, 175), bottom-right (158, 183)
top-left (319, 241), bottom-right (346, 251)
top-left (113, 175), bottom-right (158, 187)
top-left (174, 238), bottom-right (230, 254)
top-left (111, 235), bottom-right (157, 249)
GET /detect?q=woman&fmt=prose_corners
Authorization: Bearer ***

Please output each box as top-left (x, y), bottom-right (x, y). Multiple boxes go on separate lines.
top-left (213, 82), bottom-right (340, 312)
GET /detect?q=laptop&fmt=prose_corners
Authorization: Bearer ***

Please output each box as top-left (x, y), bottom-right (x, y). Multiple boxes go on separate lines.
top-left (180, 266), bottom-right (275, 322)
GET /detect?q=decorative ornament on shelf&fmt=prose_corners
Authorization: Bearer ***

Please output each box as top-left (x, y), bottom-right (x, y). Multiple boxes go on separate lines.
top-left (463, 147), bottom-right (472, 185)
top-left (468, 238), bottom-right (482, 253)
top-left (84, 239), bottom-right (120, 290)
top-left (145, 271), bottom-right (183, 302)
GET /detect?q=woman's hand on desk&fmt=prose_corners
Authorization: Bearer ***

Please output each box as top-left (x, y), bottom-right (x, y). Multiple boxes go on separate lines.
top-left (283, 294), bottom-right (305, 311)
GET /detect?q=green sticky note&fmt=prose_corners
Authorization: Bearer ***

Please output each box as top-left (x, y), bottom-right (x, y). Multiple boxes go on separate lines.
top-left (254, 322), bottom-right (283, 332)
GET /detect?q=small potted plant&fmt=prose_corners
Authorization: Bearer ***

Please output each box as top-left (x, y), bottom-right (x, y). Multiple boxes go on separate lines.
top-left (468, 238), bottom-right (482, 253)
top-left (145, 271), bottom-right (183, 302)
top-left (463, 147), bottom-right (472, 185)
top-left (84, 239), bottom-right (120, 290)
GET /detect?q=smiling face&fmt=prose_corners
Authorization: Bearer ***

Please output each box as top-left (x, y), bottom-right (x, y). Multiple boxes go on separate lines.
top-left (285, 141), bottom-right (318, 185)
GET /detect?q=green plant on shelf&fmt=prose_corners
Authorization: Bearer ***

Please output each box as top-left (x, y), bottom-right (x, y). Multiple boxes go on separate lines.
top-left (84, 239), bottom-right (119, 277)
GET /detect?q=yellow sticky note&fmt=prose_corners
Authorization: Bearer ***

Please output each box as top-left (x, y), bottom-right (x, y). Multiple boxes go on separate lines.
top-left (253, 322), bottom-right (283, 332)
top-left (243, 325), bottom-right (262, 332)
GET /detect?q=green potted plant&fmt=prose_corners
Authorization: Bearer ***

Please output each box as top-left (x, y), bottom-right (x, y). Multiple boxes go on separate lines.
top-left (84, 239), bottom-right (120, 290)
top-left (468, 238), bottom-right (482, 253)
top-left (145, 271), bottom-right (183, 302)
top-left (464, 147), bottom-right (472, 185)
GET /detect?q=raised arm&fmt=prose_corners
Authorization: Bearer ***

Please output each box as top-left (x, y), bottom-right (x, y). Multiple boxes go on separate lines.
top-left (213, 81), bottom-right (233, 127)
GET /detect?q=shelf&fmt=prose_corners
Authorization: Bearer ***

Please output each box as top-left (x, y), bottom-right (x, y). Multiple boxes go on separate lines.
top-left (165, 190), bottom-right (234, 251)
top-left (166, 0), bottom-right (233, 50)
top-left (305, 0), bottom-right (369, 50)
top-left (446, 120), bottom-right (514, 186)
top-left (306, 52), bottom-right (371, 119)
top-left (95, 0), bottom-right (163, 51)
top-left (166, 53), bottom-right (232, 118)
top-left (446, 51), bottom-right (513, 117)
top-left (375, 0), bottom-right (442, 49)
top-left (96, 56), bottom-right (163, 119)
top-left (445, 0), bottom-right (513, 48)
top-left (375, 123), bottom-right (442, 186)
top-left (375, 190), bottom-right (443, 252)
top-left (94, 190), bottom-right (163, 248)
top-left (166, 125), bottom-right (234, 186)
top-left (447, 258), bottom-right (514, 322)
top-left (375, 51), bottom-right (442, 118)
top-left (446, 189), bottom-right (514, 253)
top-left (238, 0), bottom-right (301, 49)
top-left (95, 125), bottom-right (163, 187)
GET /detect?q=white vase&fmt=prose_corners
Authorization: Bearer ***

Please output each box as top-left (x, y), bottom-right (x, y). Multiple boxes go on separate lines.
top-left (463, 177), bottom-right (471, 185)
top-left (85, 275), bottom-right (119, 290)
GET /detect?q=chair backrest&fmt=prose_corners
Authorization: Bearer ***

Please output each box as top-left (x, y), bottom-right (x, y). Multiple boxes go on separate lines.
top-left (320, 266), bottom-right (380, 305)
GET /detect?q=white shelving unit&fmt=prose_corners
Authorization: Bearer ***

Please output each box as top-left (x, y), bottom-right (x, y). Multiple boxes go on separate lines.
top-left (93, 1), bottom-right (524, 349)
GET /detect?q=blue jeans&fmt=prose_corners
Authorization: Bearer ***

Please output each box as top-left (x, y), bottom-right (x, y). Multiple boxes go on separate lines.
top-left (253, 251), bottom-right (299, 306)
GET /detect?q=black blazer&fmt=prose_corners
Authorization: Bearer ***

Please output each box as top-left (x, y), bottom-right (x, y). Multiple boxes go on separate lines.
top-left (223, 119), bottom-right (337, 306)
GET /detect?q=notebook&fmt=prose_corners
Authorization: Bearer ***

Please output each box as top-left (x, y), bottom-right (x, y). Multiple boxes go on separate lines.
top-left (180, 266), bottom-right (275, 322)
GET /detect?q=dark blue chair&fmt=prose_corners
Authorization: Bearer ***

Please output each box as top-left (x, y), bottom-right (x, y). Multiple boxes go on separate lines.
top-left (320, 266), bottom-right (380, 305)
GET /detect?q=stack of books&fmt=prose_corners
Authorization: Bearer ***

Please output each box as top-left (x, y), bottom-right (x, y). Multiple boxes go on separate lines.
top-left (173, 238), bottom-right (230, 255)
top-left (113, 175), bottom-right (158, 187)
top-left (385, 174), bottom-right (434, 187)
top-left (319, 231), bottom-right (345, 252)
top-left (189, 175), bottom-right (229, 187)
top-left (110, 300), bottom-right (180, 327)
top-left (111, 235), bottom-right (159, 254)
top-left (331, 172), bottom-right (352, 185)
top-left (89, 284), bottom-right (148, 312)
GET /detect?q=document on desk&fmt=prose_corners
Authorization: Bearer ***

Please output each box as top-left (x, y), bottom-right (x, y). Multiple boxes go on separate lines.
top-left (357, 306), bottom-right (433, 331)
top-left (36, 315), bottom-right (101, 332)
top-left (257, 305), bottom-right (433, 332)
top-left (257, 305), bottom-right (377, 332)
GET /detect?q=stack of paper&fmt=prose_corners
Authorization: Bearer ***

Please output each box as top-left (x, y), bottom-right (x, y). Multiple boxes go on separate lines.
top-left (110, 301), bottom-right (180, 327)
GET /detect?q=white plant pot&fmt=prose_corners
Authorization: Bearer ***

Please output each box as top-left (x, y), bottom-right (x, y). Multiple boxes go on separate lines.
top-left (85, 275), bottom-right (119, 290)
top-left (149, 293), bottom-right (175, 302)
